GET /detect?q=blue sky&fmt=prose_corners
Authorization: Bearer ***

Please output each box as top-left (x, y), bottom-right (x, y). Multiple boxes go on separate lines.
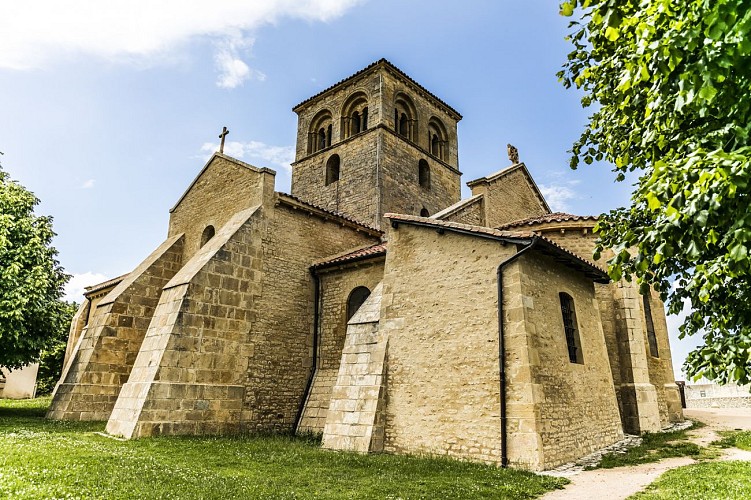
top-left (0, 0), bottom-right (699, 377)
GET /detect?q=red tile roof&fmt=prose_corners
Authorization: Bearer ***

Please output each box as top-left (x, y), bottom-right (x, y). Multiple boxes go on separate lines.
top-left (385, 213), bottom-right (609, 283)
top-left (277, 193), bottom-right (383, 235)
top-left (312, 242), bottom-right (387, 270)
top-left (292, 59), bottom-right (462, 120)
top-left (84, 274), bottom-right (128, 295)
top-left (498, 212), bottom-right (599, 230)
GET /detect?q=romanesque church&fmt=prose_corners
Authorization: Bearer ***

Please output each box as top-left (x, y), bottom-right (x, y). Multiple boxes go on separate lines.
top-left (49, 59), bottom-right (683, 471)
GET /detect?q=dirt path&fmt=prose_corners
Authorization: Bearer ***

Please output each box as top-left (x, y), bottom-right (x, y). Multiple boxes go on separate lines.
top-left (540, 408), bottom-right (751, 500)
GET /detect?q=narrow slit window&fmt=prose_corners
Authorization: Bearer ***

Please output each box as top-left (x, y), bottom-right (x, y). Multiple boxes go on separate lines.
top-left (418, 159), bottom-right (430, 188)
top-left (643, 294), bottom-right (659, 357)
top-left (325, 154), bottom-right (340, 185)
top-left (559, 292), bottom-right (583, 364)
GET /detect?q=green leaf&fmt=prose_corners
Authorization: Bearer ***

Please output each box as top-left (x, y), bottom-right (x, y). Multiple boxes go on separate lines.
top-left (646, 192), bottom-right (662, 210)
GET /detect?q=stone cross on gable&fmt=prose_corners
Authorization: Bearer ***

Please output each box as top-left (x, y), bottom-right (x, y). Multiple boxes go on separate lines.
top-left (218, 127), bottom-right (229, 154)
top-left (507, 143), bottom-right (519, 164)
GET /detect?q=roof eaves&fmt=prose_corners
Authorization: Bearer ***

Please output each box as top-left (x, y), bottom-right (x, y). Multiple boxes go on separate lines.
top-left (277, 193), bottom-right (383, 236)
top-left (292, 59), bottom-right (462, 120)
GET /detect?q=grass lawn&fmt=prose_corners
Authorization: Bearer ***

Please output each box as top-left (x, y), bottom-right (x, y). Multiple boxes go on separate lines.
top-left (631, 461), bottom-right (751, 499)
top-left (589, 422), bottom-right (708, 469)
top-left (0, 398), bottom-right (566, 499)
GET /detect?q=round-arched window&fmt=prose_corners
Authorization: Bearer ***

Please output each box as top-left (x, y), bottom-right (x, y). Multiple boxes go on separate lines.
top-left (201, 225), bottom-right (215, 247)
top-left (347, 286), bottom-right (371, 321)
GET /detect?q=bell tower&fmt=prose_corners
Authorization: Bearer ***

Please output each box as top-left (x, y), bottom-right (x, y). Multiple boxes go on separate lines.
top-left (290, 59), bottom-right (462, 229)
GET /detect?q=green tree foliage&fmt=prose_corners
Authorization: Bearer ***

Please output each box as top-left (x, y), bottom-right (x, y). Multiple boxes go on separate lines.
top-left (0, 165), bottom-right (69, 369)
top-left (36, 301), bottom-right (78, 395)
top-left (559, 1), bottom-right (751, 384)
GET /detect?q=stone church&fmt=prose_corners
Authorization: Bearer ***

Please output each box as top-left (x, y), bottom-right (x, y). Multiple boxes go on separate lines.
top-left (49, 59), bottom-right (683, 470)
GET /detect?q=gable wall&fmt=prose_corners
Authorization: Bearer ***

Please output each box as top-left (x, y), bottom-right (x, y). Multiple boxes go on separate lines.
top-left (169, 155), bottom-right (275, 261)
top-left (470, 168), bottom-right (548, 228)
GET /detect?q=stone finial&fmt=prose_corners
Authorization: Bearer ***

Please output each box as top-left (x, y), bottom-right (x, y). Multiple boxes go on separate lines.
top-left (507, 143), bottom-right (519, 164)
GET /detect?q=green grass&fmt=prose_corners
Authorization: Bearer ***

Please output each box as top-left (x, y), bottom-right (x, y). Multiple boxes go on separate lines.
top-left (711, 430), bottom-right (751, 451)
top-left (589, 423), bottom-right (706, 469)
top-left (631, 461), bottom-right (751, 499)
top-left (0, 398), bottom-right (566, 499)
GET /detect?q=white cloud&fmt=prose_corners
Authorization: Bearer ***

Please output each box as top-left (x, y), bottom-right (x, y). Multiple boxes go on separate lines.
top-left (214, 34), bottom-right (266, 89)
top-left (80, 179), bottom-right (95, 189)
top-left (64, 271), bottom-right (108, 301)
top-left (538, 183), bottom-right (577, 212)
top-left (0, 1), bottom-right (365, 83)
top-left (201, 140), bottom-right (294, 171)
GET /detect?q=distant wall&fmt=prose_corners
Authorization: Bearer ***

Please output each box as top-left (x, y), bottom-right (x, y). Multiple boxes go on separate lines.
top-left (685, 383), bottom-right (751, 408)
top-left (0, 364), bottom-right (39, 399)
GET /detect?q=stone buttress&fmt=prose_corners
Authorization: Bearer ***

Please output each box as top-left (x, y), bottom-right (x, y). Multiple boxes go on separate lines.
top-left (47, 235), bottom-right (184, 420)
top-left (321, 283), bottom-right (387, 452)
top-left (106, 206), bottom-right (261, 438)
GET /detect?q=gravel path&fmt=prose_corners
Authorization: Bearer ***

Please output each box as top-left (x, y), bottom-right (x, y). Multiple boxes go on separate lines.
top-left (540, 408), bottom-right (751, 500)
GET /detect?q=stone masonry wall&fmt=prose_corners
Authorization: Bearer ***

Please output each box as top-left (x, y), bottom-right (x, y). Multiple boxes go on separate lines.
top-left (469, 166), bottom-right (548, 228)
top-left (379, 129), bottom-right (461, 224)
top-left (242, 201), bottom-right (380, 431)
top-left (379, 226), bottom-right (514, 464)
top-left (533, 225), bottom-right (682, 430)
top-left (518, 252), bottom-right (624, 469)
top-left (434, 195), bottom-right (486, 226)
top-left (48, 234), bottom-right (184, 421)
top-left (291, 132), bottom-right (379, 227)
top-left (297, 260), bottom-right (385, 433)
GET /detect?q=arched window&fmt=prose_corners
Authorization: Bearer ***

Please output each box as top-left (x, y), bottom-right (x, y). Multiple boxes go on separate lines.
top-left (308, 109), bottom-right (333, 154)
top-left (318, 128), bottom-right (327, 151)
top-left (420, 208), bottom-right (430, 217)
top-left (394, 93), bottom-right (417, 141)
top-left (428, 117), bottom-right (449, 161)
top-left (347, 286), bottom-right (371, 321)
top-left (559, 292), bottom-right (583, 364)
top-left (418, 159), bottom-right (430, 188)
top-left (200, 225), bottom-right (215, 247)
top-left (325, 154), bottom-right (340, 185)
top-left (341, 92), bottom-right (369, 139)
top-left (643, 294), bottom-right (659, 357)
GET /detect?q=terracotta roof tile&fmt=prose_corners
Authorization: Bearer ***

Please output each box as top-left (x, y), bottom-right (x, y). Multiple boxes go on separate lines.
top-left (312, 242), bottom-right (387, 269)
top-left (277, 193), bottom-right (383, 234)
top-left (498, 212), bottom-right (599, 230)
top-left (385, 213), bottom-right (609, 283)
top-left (84, 274), bottom-right (128, 295)
top-left (292, 59), bottom-right (462, 119)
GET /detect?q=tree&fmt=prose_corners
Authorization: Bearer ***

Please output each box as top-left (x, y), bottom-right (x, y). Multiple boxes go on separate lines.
top-left (35, 301), bottom-right (78, 395)
top-left (559, 1), bottom-right (751, 384)
top-left (0, 164), bottom-right (70, 369)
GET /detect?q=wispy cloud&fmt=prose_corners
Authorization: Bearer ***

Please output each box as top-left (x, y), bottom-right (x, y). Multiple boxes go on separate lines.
top-left (538, 183), bottom-right (577, 212)
top-left (201, 140), bottom-right (294, 171)
top-left (64, 271), bottom-right (108, 301)
top-left (0, 1), bottom-right (365, 85)
top-left (214, 34), bottom-right (266, 89)
top-left (80, 179), bottom-right (95, 189)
